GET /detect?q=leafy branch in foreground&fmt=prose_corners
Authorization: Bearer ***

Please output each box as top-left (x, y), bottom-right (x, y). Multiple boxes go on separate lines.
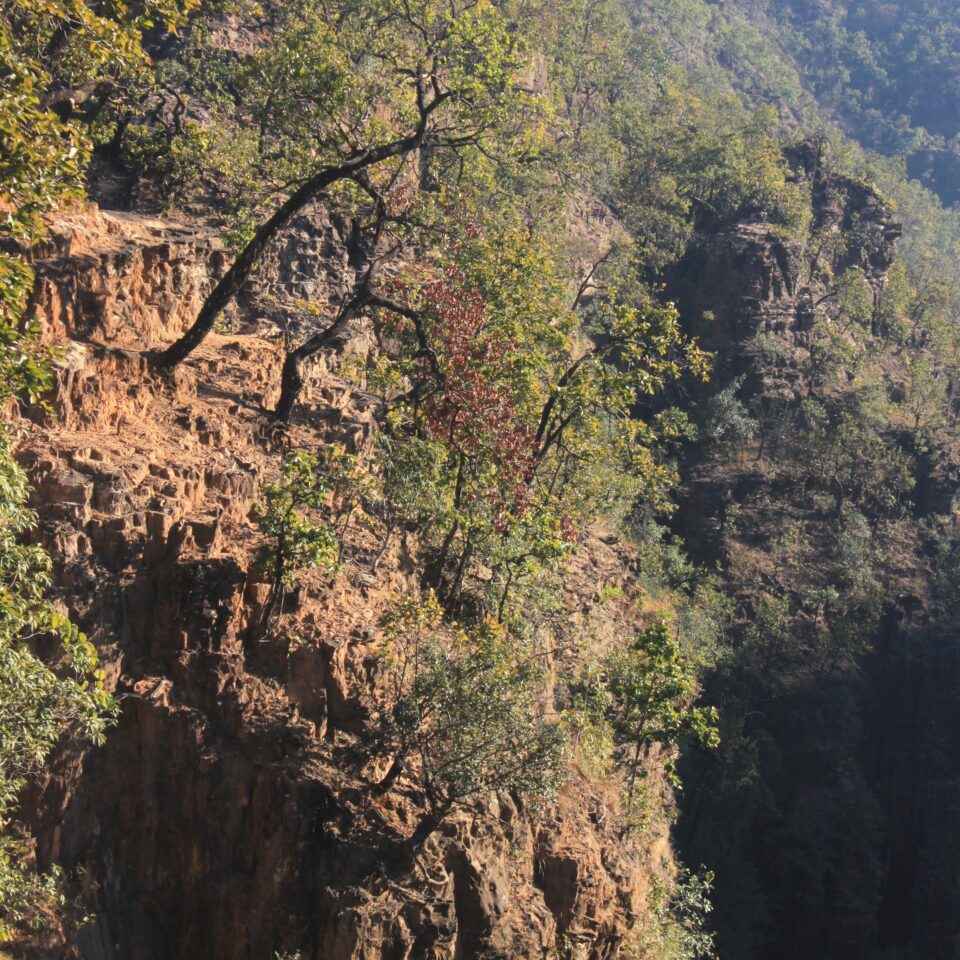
top-left (368, 226), bottom-right (707, 616)
top-left (0, 426), bottom-right (118, 939)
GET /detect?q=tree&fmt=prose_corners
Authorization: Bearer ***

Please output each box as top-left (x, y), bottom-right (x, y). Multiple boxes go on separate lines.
top-left (798, 400), bottom-right (914, 517)
top-left (903, 353), bottom-right (948, 436)
top-left (593, 622), bottom-right (718, 805)
top-left (252, 452), bottom-right (339, 629)
top-left (1, 0), bottom-right (191, 369)
top-left (154, 0), bottom-right (529, 369)
top-left (367, 432), bottom-right (453, 571)
top-left (367, 226), bottom-right (706, 614)
top-left (271, 194), bottom-right (388, 422)
top-left (635, 867), bottom-right (717, 960)
top-left (320, 445), bottom-right (380, 564)
top-left (701, 376), bottom-right (757, 450)
top-left (368, 594), bottom-right (566, 833)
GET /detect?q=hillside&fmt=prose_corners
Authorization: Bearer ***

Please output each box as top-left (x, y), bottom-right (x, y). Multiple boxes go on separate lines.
top-left (729, 0), bottom-right (960, 203)
top-left (636, 0), bottom-right (960, 204)
top-left (16, 208), bottom-right (675, 958)
top-left (4, 1), bottom-right (960, 959)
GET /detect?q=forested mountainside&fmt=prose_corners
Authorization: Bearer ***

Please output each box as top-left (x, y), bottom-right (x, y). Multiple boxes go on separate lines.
top-left (636, 0), bottom-right (960, 204)
top-left (3, 0), bottom-right (960, 959)
top-left (725, 0), bottom-right (960, 203)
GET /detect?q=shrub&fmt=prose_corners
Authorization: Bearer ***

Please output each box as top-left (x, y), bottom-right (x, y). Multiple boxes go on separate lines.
top-left (0, 430), bottom-right (117, 938)
top-left (571, 622), bottom-right (719, 814)
top-left (252, 452), bottom-right (338, 627)
top-left (631, 866), bottom-right (716, 960)
top-left (368, 594), bottom-right (566, 832)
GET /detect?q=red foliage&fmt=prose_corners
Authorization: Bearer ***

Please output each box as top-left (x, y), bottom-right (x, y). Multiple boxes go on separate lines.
top-left (420, 267), bottom-right (537, 523)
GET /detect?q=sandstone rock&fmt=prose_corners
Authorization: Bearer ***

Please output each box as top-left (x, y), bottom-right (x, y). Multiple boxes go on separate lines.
top-left (17, 206), bottom-right (664, 960)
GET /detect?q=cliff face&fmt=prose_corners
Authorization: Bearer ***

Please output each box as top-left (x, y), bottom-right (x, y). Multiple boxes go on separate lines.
top-left (670, 164), bottom-right (960, 959)
top-left (676, 167), bottom-right (902, 375)
top-left (19, 157), bottom-right (960, 960)
top-left (16, 209), bottom-right (669, 960)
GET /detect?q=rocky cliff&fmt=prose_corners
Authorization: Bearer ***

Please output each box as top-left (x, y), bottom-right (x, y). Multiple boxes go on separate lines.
top-left (669, 158), bottom-right (960, 959)
top-left (16, 127), bottom-right (960, 960)
top-left (14, 208), bottom-right (673, 960)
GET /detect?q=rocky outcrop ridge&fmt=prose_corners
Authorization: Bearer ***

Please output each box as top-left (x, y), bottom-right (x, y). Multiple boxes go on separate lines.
top-left (676, 167), bottom-right (901, 376)
top-left (17, 210), bottom-right (668, 960)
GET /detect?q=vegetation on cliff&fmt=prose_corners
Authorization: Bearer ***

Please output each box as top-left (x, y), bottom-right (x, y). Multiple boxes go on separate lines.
top-left (0, 0), bottom-right (200, 935)
top-left (4, 0), bottom-right (960, 957)
top-left (0, 0), bottom-right (725, 950)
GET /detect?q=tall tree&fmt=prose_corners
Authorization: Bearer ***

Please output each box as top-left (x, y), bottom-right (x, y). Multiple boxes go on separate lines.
top-left (155, 0), bottom-right (528, 369)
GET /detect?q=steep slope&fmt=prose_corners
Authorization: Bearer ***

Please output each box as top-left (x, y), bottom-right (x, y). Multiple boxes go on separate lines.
top-left (10, 1), bottom-right (960, 958)
top-left (633, 0), bottom-right (960, 205)
top-left (669, 146), bottom-right (960, 959)
top-left (735, 0), bottom-right (960, 204)
top-left (13, 208), bottom-right (677, 960)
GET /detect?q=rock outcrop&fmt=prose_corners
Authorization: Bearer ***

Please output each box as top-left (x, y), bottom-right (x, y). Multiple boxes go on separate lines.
top-left (16, 210), bottom-right (669, 960)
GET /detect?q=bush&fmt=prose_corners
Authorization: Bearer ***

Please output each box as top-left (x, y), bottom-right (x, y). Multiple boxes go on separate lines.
top-left (702, 377), bottom-right (756, 449)
top-left (0, 430), bottom-right (117, 938)
top-left (252, 452), bottom-right (339, 627)
top-left (368, 594), bottom-right (567, 830)
top-left (571, 622), bottom-right (719, 811)
top-left (631, 866), bottom-right (716, 960)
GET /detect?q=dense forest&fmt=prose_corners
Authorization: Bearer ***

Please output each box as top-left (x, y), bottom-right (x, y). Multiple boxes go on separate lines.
top-left (729, 0), bottom-right (960, 201)
top-left (2, 0), bottom-right (960, 958)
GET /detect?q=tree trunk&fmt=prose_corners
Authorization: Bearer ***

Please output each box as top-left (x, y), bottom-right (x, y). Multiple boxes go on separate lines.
top-left (422, 456), bottom-right (465, 592)
top-left (272, 282), bottom-right (370, 420)
top-left (155, 134), bottom-right (422, 369)
top-left (423, 518), bottom-right (459, 593)
top-left (371, 524), bottom-right (395, 573)
top-left (832, 476), bottom-right (844, 518)
top-left (627, 739), bottom-right (643, 802)
top-left (375, 753), bottom-right (407, 794)
top-left (447, 539), bottom-right (473, 609)
top-left (496, 567), bottom-right (514, 623)
top-left (273, 347), bottom-right (310, 423)
top-left (407, 809), bottom-right (444, 848)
